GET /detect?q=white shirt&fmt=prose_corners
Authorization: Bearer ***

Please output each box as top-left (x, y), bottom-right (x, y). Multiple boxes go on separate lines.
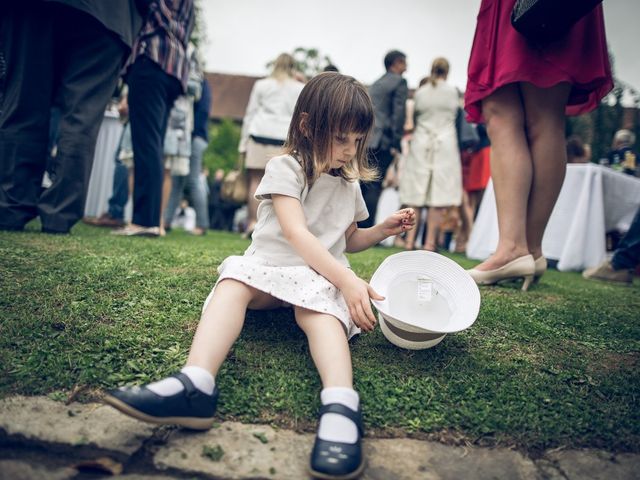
top-left (246, 155), bottom-right (369, 267)
top-left (238, 77), bottom-right (304, 152)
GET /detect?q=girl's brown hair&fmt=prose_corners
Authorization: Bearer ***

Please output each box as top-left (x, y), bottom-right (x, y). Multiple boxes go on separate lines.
top-left (283, 72), bottom-right (377, 185)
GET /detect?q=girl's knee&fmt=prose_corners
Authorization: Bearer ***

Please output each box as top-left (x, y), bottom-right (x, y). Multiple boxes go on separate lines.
top-left (294, 307), bottom-right (347, 336)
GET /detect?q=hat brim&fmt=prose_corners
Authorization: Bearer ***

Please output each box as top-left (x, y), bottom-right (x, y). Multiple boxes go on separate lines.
top-left (379, 313), bottom-right (447, 350)
top-left (371, 251), bottom-right (480, 334)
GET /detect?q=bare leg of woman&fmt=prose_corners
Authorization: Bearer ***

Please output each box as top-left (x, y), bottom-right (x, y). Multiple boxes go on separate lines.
top-left (160, 167), bottom-right (172, 233)
top-left (186, 279), bottom-right (281, 376)
top-left (423, 206), bottom-right (444, 251)
top-left (476, 84), bottom-right (531, 270)
top-left (520, 82), bottom-right (571, 260)
top-left (455, 192), bottom-right (473, 252)
top-left (403, 207), bottom-right (421, 250)
top-left (245, 168), bottom-right (263, 234)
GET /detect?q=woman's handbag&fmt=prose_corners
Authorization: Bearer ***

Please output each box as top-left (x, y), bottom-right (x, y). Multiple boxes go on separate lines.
top-left (511, 0), bottom-right (603, 43)
top-left (221, 155), bottom-right (248, 205)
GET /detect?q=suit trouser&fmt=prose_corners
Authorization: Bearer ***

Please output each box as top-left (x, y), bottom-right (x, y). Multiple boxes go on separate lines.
top-left (0, 3), bottom-right (125, 232)
top-left (612, 206), bottom-right (640, 270)
top-left (358, 147), bottom-right (395, 228)
top-left (127, 56), bottom-right (182, 227)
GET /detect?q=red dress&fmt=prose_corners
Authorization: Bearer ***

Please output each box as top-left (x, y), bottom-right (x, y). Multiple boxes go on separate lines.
top-left (464, 0), bottom-right (613, 123)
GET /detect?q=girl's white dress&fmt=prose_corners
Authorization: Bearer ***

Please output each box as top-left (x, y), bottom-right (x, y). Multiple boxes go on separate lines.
top-left (204, 155), bottom-right (369, 339)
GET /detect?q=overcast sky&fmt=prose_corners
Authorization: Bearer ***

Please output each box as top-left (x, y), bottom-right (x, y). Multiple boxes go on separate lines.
top-left (201, 0), bottom-right (640, 93)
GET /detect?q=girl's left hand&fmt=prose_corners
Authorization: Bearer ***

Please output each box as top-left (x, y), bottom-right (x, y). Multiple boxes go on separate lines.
top-left (380, 208), bottom-right (416, 237)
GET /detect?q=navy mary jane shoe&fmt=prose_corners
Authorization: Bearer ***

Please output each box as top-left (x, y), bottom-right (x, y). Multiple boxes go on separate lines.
top-left (103, 372), bottom-right (218, 430)
top-left (309, 403), bottom-right (366, 480)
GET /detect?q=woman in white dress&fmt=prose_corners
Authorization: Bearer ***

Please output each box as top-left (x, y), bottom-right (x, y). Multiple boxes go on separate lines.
top-left (239, 53), bottom-right (304, 236)
top-left (399, 57), bottom-right (462, 251)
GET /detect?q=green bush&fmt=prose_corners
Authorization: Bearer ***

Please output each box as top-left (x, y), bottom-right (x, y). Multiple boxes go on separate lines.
top-left (203, 118), bottom-right (241, 174)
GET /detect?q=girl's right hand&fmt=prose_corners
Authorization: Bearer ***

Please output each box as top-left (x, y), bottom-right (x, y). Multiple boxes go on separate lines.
top-left (339, 272), bottom-right (385, 332)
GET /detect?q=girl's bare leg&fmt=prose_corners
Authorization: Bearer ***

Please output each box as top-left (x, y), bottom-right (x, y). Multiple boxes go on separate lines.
top-left (520, 82), bottom-right (571, 260)
top-left (186, 279), bottom-right (282, 376)
top-left (294, 307), bottom-right (353, 388)
top-left (476, 84), bottom-right (531, 270)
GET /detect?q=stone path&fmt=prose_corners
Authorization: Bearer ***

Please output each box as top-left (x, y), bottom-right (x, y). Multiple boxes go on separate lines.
top-left (0, 396), bottom-right (637, 479)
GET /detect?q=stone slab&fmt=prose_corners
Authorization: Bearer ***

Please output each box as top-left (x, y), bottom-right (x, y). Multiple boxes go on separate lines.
top-left (155, 421), bottom-right (540, 480)
top-left (549, 450), bottom-right (640, 480)
top-left (0, 459), bottom-right (76, 480)
top-left (154, 421), bottom-right (313, 479)
top-left (0, 396), bottom-right (155, 458)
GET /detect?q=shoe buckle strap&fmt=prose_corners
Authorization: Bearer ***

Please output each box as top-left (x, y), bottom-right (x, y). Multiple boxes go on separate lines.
top-left (318, 403), bottom-right (363, 436)
top-left (171, 372), bottom-right (199, 399)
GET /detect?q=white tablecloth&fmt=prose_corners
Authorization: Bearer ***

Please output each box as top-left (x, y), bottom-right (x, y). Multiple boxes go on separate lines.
top-left (84, 112), bottom-right (123, 218)
top-left (467, 164), bottom-right (640, 271)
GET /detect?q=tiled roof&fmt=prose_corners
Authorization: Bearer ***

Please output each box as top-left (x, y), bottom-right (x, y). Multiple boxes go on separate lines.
top-left (204, 72), bottom-right (261, 122)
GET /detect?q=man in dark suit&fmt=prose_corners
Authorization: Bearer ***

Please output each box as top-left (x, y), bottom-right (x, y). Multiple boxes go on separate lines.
top-left (360, 50), bottom-right (408, 228)
top-left (0, 0), bottom-right (141, 234)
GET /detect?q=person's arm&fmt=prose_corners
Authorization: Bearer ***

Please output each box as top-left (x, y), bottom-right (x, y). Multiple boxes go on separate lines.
top-left (345, 208), bottom-right (415, 253)
top-left (272, 194), bottom-right (381, 331)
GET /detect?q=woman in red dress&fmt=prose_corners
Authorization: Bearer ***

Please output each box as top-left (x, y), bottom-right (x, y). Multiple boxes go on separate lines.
top-left (464, 0), bottom-right (612, 290)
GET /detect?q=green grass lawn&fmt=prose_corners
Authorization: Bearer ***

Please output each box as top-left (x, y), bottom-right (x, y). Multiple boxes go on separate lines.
top-left (1, 223), bottom-right (638, 454)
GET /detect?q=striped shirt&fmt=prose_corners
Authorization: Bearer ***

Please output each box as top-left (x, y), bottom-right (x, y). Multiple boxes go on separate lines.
top-left (126, 0), bottom-right (195, 91)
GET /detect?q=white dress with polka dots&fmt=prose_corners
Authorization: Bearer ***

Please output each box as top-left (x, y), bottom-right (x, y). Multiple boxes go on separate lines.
top-left (203, 155), bottom-right (369, 339)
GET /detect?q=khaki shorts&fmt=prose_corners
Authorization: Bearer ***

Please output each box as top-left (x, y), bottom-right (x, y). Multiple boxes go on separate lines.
top-left (164, 155), bottom-right (190, 176)
top-left (245, 137), bottom-right (284, 170)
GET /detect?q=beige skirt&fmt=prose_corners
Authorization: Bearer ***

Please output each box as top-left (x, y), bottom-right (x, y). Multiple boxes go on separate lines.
top-left (245, 137), bottom-right (285, 170)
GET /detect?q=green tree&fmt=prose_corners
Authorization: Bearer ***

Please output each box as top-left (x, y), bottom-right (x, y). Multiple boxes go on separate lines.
top-left (266, 47), bottom-right (334, 79)
top-left (566, 49), bottom-right (639, 161)
top-left (203, 119), bottom-right (241, 174)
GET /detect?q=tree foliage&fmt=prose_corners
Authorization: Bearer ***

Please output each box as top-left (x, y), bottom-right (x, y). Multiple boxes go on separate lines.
top-left (566, 49), bottom-right (639, 162)
top-left (203, 119), bottom-right (241, 174)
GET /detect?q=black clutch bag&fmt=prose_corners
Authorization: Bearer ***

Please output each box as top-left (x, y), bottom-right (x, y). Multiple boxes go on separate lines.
top-left (511, 0), bottom-right (603, 43)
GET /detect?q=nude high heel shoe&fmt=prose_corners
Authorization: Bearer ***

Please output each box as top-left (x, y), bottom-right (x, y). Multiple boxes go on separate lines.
top-left (533, 256), bottom-right (547, 284)
top-left (467, 254), bottom-right (536, 291)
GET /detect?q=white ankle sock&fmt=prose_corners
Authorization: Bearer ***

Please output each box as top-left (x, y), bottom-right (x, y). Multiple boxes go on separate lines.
top-left (317, 387), bottom-right (359, 444)
top-left (146, 366), bottom-right (215, 396)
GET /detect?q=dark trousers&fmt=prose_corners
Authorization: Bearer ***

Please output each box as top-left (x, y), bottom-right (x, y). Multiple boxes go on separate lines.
top-left (612, 207), bottom-right (640, 270)
top-left (108, 157), bottom-right (129, 221)
top-left (0, 3), bottom-right (126, 233)
top-left (127, 56), bottom-right (182, 227)
top-left (358, 147), bottom-right (395, 228)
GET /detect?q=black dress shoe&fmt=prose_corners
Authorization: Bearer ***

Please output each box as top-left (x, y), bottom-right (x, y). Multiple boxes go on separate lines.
top-left (309, 403), bottom-right (365, 480)
top-left (103, 372), bottom-right (218, 430)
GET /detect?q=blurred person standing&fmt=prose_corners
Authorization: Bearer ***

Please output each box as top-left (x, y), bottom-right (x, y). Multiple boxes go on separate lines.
top-left (361, 50), bottom-right (408, 228)
top-left (0, 0), bottom-right (141, 234)
top-left (566, 134), bottom-right (590, 164)
top-left (163, 74), bottom-right (210, 235)
top-left (113, 0), bottom-right (195, 237)
top-left (464, 0), bottom-right (612, 290)
top-left (399, 58), bottom-right (461, 251)
top-left (606, 129), bottom-right (638, 176)
top-left (238, 53), bottom-right (304, 238)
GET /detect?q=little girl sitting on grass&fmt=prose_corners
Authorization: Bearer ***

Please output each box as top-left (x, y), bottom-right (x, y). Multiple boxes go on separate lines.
top-left (104, 72), bottom-right (416, 480)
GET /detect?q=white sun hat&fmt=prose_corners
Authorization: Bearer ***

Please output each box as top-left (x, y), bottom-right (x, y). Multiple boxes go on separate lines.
top-left (370, 251), bottom-right (481, 349)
